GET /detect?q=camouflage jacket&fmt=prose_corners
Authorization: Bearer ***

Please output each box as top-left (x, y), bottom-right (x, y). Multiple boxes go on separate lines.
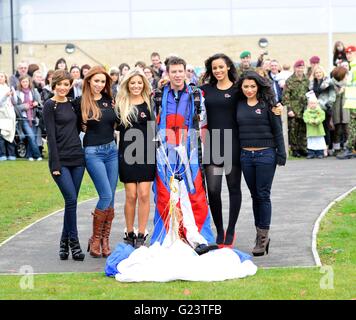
top-left (236, 65), bottom-right (255, 78)
top-left (282, 73), bottom-right (309, 118)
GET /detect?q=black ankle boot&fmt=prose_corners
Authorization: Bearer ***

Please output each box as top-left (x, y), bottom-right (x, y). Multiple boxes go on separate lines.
top-left (135, 233), bottom-right (147, 249)
top-left (124, 231), bottom-right (136, 247)
top-left (69, 239), bottom-right (85, 261)
top-left (59, 239), bottom-right (69, 260)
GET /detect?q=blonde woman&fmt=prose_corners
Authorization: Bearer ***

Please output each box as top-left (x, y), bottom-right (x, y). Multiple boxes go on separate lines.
top-left (78, 66), bottom-right (118, 258)
top-left (116, 68), bottom-right (156, 248)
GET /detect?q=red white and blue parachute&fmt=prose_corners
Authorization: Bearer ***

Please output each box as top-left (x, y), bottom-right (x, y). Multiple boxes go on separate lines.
top-left (105, 84), bottom-right (257, 282)
top-left (150, 84), bottom-right (215, 247)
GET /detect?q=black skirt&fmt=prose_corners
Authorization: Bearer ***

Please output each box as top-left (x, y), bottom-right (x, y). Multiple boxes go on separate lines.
top-left (119, 156), bottom-right (155, 183)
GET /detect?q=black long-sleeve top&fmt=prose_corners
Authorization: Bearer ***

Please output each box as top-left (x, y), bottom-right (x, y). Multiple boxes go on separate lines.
top-left (236, 99), bottom-right (286, 160)
top-left (200, 83), bottom-right (240, 166)
top-left (74, 95), bottom-right (117, 147)
top-left (43, 99), bottom-right (85, 172)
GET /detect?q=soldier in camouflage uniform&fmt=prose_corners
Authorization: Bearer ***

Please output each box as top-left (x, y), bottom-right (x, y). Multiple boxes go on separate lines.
top-left (282, 60), bottom-right (310, 157)
top-left (236, 51), bottom-right (255, 78)
top-left (337, 45), bottom-right (356, 159)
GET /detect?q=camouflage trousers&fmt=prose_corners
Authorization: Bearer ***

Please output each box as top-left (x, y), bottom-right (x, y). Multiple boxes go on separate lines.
top-left (346, 113), bottom-right (356, 150)
top-left (288, 117), bottom-right (307, 152)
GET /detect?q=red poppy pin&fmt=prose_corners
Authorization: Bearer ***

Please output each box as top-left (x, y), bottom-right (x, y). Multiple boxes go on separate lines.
top-left (140, 112), bottom-right (147, 118)
top-left (255, 109), bottom-right (261, 114)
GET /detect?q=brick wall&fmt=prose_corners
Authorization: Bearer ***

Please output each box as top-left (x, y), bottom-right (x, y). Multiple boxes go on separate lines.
top-left (1, 33), bottom-right (355, 76)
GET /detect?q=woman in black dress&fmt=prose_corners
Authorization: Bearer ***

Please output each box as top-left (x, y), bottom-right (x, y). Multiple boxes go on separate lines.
top-left (200, 53), bottom-right (241, 248)
top-left (116, 68), bottom-right (155, 248)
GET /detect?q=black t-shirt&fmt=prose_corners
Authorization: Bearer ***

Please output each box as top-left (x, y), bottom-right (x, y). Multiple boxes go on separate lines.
top-left (200, 83), bottom-right (240, 166)
top-left (43, 99), bottom-right (84, 172)
top-left (75, 95), bottom-right (117, 147)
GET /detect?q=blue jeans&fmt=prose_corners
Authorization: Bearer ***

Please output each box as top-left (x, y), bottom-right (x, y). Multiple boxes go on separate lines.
top-left (85, 140), bottom-right (118, 210)
top-left (0, 136), bottom-right (16, 158)
top-left (307, 149), bottom-right (324, 157)
top-left (240, 148), bottom-right (277, 229)
top-left (21, 120), bottom-right (41, 159)
top-left (52, 165), bottom-right (85, 240)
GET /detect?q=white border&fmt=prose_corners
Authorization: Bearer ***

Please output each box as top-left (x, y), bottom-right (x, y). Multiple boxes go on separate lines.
top-left (312, 186), bottom-right (356, 267)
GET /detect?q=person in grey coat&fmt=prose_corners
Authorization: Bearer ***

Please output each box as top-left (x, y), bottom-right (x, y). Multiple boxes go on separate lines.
top-left (330, 66), bottom-right (350, 155)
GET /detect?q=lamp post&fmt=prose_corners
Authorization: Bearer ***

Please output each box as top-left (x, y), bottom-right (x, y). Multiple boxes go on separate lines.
top-left (328, 0), bottom-right (333, 71)
top-left (10, 0), bottom-right (15, 74)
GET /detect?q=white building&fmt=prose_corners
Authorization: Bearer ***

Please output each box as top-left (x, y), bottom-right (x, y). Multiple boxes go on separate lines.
top-left (1, 0), bottom-right (356, 42)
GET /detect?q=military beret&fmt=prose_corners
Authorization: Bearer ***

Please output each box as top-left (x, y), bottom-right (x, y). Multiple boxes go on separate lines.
top-left (309, 56), bottom-right (320, 64)
top-left (294, 59), bottom-right (305, 68)
top-left (345, 46), bottom-right (356, 53)
top-left (240, 51), bottom-right (251, 59)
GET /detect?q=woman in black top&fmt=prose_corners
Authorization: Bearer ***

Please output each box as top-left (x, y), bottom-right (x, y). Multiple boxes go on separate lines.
top-left (236, 71), bottom-right (286, 256)
top-left (43, 69), bottom-right (85, 261)
top-left (200, 53), bottom-right (241, 248)
top-left (116, 68), bottom-right (156, 249)
top-left (80, 66), bottom-right (118, 258)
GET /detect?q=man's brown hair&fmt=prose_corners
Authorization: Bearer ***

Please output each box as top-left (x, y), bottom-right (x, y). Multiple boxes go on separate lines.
top-left (165, 56), bottom-right (186, 72)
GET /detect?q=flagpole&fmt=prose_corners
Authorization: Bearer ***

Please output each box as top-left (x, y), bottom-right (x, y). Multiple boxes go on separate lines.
top-left (328, 0), bottom-right (333, 71)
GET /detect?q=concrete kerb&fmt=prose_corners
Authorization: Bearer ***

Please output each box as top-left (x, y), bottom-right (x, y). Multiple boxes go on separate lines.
top-left (311, 186), bottom-right (356, 267)
top-left (0, 188), bottom-right (125, 249)
top-left (1, 183), bottom-right (355, 273)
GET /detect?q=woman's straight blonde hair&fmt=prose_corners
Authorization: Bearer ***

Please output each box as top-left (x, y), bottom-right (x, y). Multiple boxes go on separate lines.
top-left (81, 65), bottom-right (112, 122)
top-left (116, 67), bottom-right (152, 128)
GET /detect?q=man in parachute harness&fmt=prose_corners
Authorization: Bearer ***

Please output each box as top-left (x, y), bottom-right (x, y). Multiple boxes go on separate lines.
top-left (150, 56), bottom-right (216, 255)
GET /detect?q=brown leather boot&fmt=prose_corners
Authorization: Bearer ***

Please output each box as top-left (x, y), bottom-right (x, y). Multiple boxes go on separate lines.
top-left (101, 207), bottom-right (115, 257)
top-left (87, 208), bottom-right (106, 258)
top-left (252, 227), bottom-right (270, 256)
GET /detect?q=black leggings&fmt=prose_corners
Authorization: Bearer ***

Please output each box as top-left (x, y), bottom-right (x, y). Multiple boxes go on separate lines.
top-left (205, 164), bottom-right (242, 244)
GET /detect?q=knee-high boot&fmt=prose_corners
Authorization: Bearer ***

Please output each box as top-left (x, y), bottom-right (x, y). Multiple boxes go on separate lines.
top-left (87, 208), bottom-right (106, 258)
top-left (101, 207), bottom-right (115, 257)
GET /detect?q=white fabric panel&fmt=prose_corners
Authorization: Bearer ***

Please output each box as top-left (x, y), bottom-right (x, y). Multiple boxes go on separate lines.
top-left (115, 240), bottom-right (257, 282)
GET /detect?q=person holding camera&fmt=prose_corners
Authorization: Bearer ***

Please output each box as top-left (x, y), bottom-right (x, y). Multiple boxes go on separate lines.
top-left (236, 71), bottom-right (286, 256)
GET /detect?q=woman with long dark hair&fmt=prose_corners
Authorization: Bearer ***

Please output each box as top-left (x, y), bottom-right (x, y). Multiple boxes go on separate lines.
top-left (79, 66), bottom-right (119, 258)
top-left (236, 71), bottom-right (286, 256)
top-left (200, 53), bottom-right (241, 248)
top-left (333, 41), bottom-right (347, 67)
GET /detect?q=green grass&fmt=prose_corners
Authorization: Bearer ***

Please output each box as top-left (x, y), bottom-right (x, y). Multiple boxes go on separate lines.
top-left (0, 161), bottom-right (355, 300)
top-left (0, 161), bottom-right (98, 244)
top-left (0, 265), bottom-right (354, 300)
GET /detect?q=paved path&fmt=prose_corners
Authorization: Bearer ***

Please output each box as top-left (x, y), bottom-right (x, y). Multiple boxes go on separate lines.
top-left (0, 158), bottom-right (355, 274)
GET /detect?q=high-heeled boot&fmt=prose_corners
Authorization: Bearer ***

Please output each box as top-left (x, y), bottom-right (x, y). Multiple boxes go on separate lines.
top-left (69, 238), bottom-right (85, 261)
top-left (59, 238), bottom-right (69, 260)
top-left (252, 227), bottom-right (270, 256)
top-left (87, 208), bottom-right (106, 258)
top-left (101, 208), bottom-right (115, 257)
